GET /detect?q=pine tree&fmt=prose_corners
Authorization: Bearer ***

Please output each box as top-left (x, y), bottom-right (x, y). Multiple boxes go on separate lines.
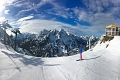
top-left (11, 28), bottom-right (21, 51)
top-left (0, 20), bottom-right (12, 45)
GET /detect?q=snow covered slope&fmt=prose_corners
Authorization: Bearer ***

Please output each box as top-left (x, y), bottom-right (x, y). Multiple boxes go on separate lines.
top-left (107, 36), bottom-right (120, 54)
top-left (0, 36), bottom-right (120, 80)
top-left (93, 36), bottom-right (120, 53)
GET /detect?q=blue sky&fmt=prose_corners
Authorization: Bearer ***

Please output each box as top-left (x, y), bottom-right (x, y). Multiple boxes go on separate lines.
top-left (1, 0), bottom-right (120, 36)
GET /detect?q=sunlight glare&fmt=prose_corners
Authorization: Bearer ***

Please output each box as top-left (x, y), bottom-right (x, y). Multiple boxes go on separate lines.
top-left (0, 0), bottom-right (15, 12)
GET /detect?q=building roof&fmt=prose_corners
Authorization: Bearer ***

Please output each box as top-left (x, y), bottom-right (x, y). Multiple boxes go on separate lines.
top-left (106, 24), bottom-right (116, 28)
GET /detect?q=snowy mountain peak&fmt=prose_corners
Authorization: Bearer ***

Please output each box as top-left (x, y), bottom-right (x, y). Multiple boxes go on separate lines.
top-left (50, 29), bottom-right (58, 35)
top-left (58, 29), bottom-right (68, 36)
top-left (59, 28), bottom-right (65, 32)
top-left (36, 29), bottom-right (50, 40)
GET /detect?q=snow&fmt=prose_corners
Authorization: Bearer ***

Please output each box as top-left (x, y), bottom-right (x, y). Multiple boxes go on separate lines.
top-left (93, 40), bottom-right (107, 51)
top-left (107, 36), bottom-right (120, 54)
top-left (1, 36), bottom-right (120, 80)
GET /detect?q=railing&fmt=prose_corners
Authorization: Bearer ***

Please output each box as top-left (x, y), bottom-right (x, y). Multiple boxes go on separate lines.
top-left (106, 31), bottom-right (120, 36)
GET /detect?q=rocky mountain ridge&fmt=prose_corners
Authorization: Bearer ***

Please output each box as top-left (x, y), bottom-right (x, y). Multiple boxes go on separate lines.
top-left (17, 29), bottom-right (98, 57)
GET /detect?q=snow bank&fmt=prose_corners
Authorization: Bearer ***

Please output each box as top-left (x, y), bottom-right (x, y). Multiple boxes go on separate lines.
top-left (107, 36), bottom-right (120, 54)
top-left (93, 36), bottom-right (120, 55)
top-left (93, 40), bottom-right (107, 51)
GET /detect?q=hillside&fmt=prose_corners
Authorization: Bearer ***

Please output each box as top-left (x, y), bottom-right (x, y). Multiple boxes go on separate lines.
top-left (93, 36), bottom-right (120, 52)
top-left (0, 36), bottom-right (120, 80)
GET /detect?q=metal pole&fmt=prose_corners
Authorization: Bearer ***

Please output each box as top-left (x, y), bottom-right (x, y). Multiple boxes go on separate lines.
top-left (89, 37), bottom-right (91, 49)
top-left (111, 27), bottom-right (112, 36)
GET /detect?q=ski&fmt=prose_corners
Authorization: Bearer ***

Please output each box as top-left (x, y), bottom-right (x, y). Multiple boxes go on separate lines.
top-left (76, 59), bottom-right (84, 61)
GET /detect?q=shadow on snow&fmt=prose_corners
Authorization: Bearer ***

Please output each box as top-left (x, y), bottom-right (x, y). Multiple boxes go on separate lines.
top-left (83, 55), bottom-right (101, 60)
top-left (2, 51), bottom-right (60, 72)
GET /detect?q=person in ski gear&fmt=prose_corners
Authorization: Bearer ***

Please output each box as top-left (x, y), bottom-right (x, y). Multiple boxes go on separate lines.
top-left (79, 44), bottom-right (82, 60)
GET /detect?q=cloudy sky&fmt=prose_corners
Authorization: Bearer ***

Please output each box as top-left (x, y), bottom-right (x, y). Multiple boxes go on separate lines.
top-left (1, 0), bottom-right (120, 36)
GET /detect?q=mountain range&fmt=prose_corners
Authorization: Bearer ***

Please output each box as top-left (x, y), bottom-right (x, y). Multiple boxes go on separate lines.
top-left (0, 26), bottom-right (98, 57)
top-left (16, 29), bottom-right (98, 57)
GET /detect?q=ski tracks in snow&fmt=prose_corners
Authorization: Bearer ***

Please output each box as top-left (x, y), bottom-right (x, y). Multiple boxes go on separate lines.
top-left (81, 50), bottom-right (120, 80)
top-left (41, 58), bottom-right (77, 80)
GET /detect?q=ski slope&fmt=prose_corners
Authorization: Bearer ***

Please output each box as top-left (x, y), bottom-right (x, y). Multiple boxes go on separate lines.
top-left (0, 36), bottom-right (120, 80)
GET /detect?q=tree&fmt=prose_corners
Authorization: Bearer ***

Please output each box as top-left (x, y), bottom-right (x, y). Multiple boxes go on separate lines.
top-left (0, 20), bottom-right (12, 44)
top-left (11, 28), bottom-right (21, 51)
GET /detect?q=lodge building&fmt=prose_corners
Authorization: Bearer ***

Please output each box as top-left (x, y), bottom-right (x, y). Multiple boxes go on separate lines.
top-left (105, 24), bottom-right (120, 36)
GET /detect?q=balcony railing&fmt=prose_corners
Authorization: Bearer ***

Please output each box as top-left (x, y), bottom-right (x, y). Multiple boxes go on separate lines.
top-left (106, 31), bottom-right (120, 36)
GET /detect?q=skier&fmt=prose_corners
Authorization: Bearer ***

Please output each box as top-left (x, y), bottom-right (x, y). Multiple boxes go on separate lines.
top-left (79, 44), bottom-right (83, 60)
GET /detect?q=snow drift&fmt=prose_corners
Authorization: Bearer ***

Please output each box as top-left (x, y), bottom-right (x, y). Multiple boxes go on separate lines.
top-left (93, 36), bottom-right (120, 54)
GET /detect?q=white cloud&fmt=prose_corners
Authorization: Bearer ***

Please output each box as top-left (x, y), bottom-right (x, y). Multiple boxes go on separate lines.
top-left (15, 0), bottom-right (52, 16)
top-left (5, 0), bottom-right (15, 4)
top-left (12, 0), bottom-right (25, 7)
top-left (83, 0), bottom-right (120, 14)
top-left (15, 0), bottom-right (68, 19)
top-left (0, 0), bottom-right (15, 12)
top-left (71, 0), bottom-right (120, 36)
top-left (88, 12), bottom-right (117, 36)
top-left (9, 0), bottom-right (120, 36)
top-left (78, 11), bottom-right (88, 21)
top-left (111, 0), bottom-right (120, 6)
top-left (18, 15), bottom-right (34, 22)
top-left (0, 17), bottom-right (5, 22)
top-left (19, 19), bottom-right (71, 33)
top-left (18, 19), bottom-right (85, 35)
top-left (4, 10), bottom-right (9, 14)
top-left (16, 8), bottom-right (32, 16)
top-left (97, 6), bottom-right (103, 12)
top-left (72, 7), bottom-right (81, 15)
top-left (18, 19), bottom-right (106, 36)
top-left (48, 11), bottom-right (68, 19)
